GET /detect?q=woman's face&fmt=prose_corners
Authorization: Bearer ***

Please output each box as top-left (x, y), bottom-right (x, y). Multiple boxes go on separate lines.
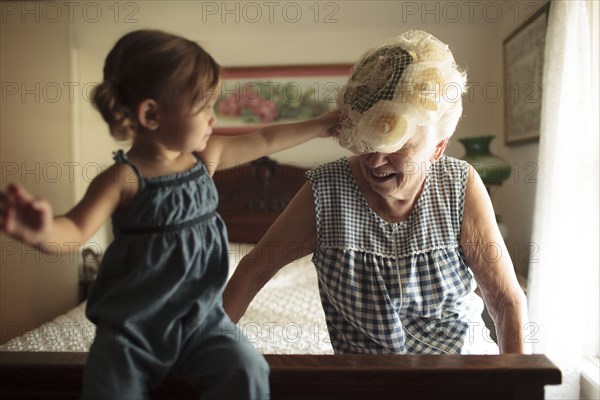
top-left (357, 130), bottom-right (444, 202)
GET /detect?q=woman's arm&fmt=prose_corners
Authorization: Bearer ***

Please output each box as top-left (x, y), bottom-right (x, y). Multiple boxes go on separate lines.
top-left (460, 165), bottom-right (530, 354)
top-left (200, 111), bottom-right (339, 173)
top-left (1, 164), bottom-right (127, 254)
top-left (223, 182), bottom-right (318, 323)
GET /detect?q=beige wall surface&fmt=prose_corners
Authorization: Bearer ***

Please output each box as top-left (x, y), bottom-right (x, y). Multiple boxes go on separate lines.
top-left (1, 18), bottom-right (78, 343)
top-left (1, 0), bottom-right (547, 343)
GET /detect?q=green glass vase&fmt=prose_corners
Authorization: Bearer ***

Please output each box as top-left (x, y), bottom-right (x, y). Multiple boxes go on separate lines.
top-left (459, 136), bottom-right (511, 186)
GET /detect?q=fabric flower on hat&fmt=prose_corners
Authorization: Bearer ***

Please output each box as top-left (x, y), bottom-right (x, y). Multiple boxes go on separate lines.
top-left (352, 100), bottom-right (420, 154)
top-left (399, 64), bottom-right (448, 114)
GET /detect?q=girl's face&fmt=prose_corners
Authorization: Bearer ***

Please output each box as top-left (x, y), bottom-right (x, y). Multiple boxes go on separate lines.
top-left (162, 92), bottom-right (218, 152)
top-left (357, 129), bottom-right (442, 202)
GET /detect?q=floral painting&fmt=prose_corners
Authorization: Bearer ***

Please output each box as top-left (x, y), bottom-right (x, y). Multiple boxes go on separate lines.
top-left (214, 65), bottom-right (352, 134)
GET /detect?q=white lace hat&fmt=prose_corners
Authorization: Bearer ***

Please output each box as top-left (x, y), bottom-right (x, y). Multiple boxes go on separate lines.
top-left (337, 30), bottom-right (467, 154)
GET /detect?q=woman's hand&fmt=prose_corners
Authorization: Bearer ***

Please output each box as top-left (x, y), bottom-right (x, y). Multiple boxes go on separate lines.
top-left (0, 183), bottom-right (53, 246)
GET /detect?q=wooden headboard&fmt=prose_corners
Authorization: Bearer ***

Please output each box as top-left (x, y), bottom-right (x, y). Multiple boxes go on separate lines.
top-left (213, 157), bottom-right (307, 243)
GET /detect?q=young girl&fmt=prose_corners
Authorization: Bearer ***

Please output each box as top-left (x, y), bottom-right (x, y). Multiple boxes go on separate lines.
top-left (0, 30), bottom-right (337, 399)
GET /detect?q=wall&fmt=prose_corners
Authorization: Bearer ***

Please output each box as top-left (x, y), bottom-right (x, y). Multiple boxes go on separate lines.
top-left (0, 17), bottom-right (78, 343)
top-left (489, 0), bottom-right (548, 278)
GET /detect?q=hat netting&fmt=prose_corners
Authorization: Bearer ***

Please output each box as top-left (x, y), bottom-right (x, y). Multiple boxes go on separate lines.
top-left (337, 30), bottom-right (467, 154)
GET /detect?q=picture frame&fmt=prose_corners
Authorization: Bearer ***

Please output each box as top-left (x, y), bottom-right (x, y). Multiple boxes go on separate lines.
top-left (503, 1), bottom-right (550, 145)
top-left (214, 64), bottom-right (353, 135)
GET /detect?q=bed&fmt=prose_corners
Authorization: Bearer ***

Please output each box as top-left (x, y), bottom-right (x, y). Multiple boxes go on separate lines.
top-left (0, 157), bottom-right (561, 399)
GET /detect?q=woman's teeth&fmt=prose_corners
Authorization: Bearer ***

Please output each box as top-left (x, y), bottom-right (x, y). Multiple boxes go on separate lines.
top-left (372, 171), bottom-right (393, 178)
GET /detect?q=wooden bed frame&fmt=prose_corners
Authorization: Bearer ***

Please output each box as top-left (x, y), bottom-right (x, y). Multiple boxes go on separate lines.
top-left (0, 352), bottom-right (561, 399)
top-left (212, 157), bottom-right (307, 243)
top-left (0, 158), bottom-right (561, 399)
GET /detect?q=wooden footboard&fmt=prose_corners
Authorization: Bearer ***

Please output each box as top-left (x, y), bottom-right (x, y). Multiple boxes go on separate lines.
top-left (0, 352), bottom-right (560, 399)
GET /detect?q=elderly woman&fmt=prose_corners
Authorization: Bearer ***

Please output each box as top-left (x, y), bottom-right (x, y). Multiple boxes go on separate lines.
top-left (223, 31), bottom-right (528, 354)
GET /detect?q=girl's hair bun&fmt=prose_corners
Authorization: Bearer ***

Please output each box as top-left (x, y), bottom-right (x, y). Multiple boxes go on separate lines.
top-left (92, 79), bottom-right (137, 140)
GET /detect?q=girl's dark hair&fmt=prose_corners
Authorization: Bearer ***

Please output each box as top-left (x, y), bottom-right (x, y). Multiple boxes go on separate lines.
top-left (92, 30), bottom-right (221, 140)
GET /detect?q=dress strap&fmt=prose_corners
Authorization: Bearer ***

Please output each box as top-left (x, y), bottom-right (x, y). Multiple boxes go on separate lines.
top-left (112, 150), bottom-right (145, 190)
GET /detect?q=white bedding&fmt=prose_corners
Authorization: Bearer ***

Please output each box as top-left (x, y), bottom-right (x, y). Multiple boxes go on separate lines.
top-left (0, 244), bottom-right (333, 354)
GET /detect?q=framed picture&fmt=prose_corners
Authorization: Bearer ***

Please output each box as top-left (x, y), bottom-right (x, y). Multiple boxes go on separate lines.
top-left (503, 1), bottom-right (550, 145)
top-left (214, 64), bottom-right (352, 135)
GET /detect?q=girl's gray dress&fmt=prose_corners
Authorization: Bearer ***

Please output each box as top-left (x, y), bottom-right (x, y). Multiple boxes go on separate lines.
top-left (82, 151), bottom-right (269, 399)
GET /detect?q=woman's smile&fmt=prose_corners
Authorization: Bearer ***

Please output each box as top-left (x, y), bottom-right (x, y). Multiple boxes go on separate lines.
top-left (369, 168), bottom-right (398, 183)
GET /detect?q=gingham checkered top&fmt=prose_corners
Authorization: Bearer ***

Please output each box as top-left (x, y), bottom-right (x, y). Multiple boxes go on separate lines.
top-left (306, 155), bottom-right (489, 354)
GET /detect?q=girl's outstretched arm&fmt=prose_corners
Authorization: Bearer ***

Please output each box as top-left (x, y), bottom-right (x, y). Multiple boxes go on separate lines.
top-left (1, 164), bottom-right (127, 254)
top-left (200, 111), bottom-right (339, 173)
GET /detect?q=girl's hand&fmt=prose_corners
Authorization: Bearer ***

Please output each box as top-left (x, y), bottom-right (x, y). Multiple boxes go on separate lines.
top-left (0, 183), bottom-right (53, 246)
top-left (316, 110), bottom-right (342, 137)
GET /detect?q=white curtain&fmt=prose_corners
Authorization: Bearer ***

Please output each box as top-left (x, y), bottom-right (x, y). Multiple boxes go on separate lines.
top-left (528, 1), bottom-right (599, 399)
